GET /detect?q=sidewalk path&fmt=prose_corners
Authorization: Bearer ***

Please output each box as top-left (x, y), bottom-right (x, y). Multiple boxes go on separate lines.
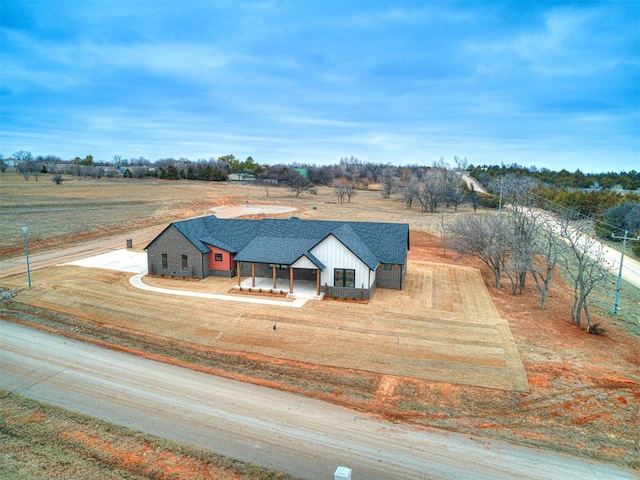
top-left (129, 272), bottom-right (308, 308)
top-left (60, 248), bottom-right (310, 308)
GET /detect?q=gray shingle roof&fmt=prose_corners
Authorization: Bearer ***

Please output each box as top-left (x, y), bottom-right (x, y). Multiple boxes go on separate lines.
top-left (331, 224), bottom-right (379, 269)
top-left (234, 236), bottom-right (318, 265)
top-left (154, 216), bottom-right (408, 268)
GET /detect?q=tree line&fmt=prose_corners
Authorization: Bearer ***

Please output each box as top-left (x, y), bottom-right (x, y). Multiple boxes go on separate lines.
top-left (4, 152), bottom-right (637, 241)
top-left (469, 163), bottom-right (640, 190)
top-left (447, 187), bottom-right (616, 334)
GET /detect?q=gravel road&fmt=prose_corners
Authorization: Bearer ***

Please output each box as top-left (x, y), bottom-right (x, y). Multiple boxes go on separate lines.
top-left (2, 321), bottom-right (635, 480)
top-left (0, 225), bottom-right (165, 279)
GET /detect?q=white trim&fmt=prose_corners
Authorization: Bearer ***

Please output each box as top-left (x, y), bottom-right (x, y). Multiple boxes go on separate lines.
top-left (291, 255), bottom-right (317, 269)
top-left (311, 234), bottom-right (370, 287)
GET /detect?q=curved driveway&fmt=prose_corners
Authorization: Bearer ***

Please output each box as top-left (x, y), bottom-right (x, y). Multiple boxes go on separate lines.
top-left (1, 321), bottom-right (635, 480)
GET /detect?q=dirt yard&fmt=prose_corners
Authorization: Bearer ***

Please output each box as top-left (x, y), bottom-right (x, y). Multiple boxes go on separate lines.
top-left (1, 258), bottom-right (528, 392)
top-left (1, 172), bottom-right (639, 474)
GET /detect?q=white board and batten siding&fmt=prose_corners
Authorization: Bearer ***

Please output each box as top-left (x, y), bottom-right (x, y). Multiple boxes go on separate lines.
top-left (291, 255), bottom-right (317, 269)
top-left (311, 234), bottom-right (375, 288)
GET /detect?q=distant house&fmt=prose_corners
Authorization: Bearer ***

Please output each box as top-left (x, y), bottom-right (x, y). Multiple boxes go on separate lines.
top-left (292, 167), bottom-right (309, 179)
top-left (145, 217), bottom-right (409, 298)
top-left (228, 173), bottom-right (256, 182)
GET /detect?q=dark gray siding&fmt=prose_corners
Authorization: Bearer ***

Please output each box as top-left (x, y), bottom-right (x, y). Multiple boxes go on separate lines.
top-left (375, 264), bottom-right (403, 290)
top-left (209, 269), bottom-right (235, 278)
top-left (147, 225), bottom-right (207, 279)
top-left (323, 284), bottom-right (371, 300)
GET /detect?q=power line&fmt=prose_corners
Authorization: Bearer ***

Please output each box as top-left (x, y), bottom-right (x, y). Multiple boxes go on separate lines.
top-left (611, 231), bottom-right (640, 315)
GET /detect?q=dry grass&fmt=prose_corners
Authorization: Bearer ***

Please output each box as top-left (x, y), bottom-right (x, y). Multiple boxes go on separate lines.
top-left (0, 389), bottom-right (300, 480)
top-left (0, 171), bottom-right (450, 256)
top-left (1, 172), bottom-right (639, 471)
top-left (1, 259), bottom-right (526, 391)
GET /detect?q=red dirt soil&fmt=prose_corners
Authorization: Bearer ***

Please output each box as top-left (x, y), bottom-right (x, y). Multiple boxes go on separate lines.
top-left (4, 228), bottom-right (639, 473)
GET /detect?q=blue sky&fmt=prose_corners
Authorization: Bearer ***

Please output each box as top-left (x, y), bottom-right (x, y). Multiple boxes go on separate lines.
top-left (1, 1), bottom-right (638, 172)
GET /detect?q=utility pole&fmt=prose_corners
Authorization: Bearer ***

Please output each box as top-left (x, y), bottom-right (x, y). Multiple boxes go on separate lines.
top-left (22, 226), bottom-right (31, 288)
top-left (611, 231), bottom-right (640, 315)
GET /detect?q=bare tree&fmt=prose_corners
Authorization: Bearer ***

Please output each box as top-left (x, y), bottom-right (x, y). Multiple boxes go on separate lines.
top-left (380, 166), bottom-right (397, 199)
top-left (454, 155), bottom-right (469, 172)
top-left (128, 166), bottom-right (146, 179)
top-left (502, 198), bottom-right (544, 294)
top-left (281, 170), bottom-right (315, 197)
top-left (363, 162), bottom-right (383, 183)
top-left (529, 215), bottom-right (560, 309)
top-left (448, 214), bottom-right (512, 288)
top-left (333, 178), bottom-right (348, 204)
top-left (441, 169), bottom-right (465, 211)
top-left (31, 161), bottom-right (43, 181)
top-left (345, 182), bottom-right (357, 203)
top-left (401, 180), bottom-right (419, 209)
top-left (466, 185), bottom-right (481, 213)
top-left (501, 212), bottom-right (534, 295)
top-left (489, 173), bottom-right (538, 207)
top-left (416, 169), bottom-right (443, 213)
top-left (14, 150), bottom-right (33, 181)
top-left (255, 166), bottom-right (278, 197)
top-left (557, 219), bottom-right (609, 331)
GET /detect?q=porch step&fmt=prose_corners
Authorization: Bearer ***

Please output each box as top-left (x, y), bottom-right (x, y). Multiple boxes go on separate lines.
top-left (287, 292), bottom-right (325, 301)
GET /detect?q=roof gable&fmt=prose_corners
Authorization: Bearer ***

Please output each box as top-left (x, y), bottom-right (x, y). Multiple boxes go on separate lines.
top-left (291, 252), bottom-right (326, 270)
top-left (330, 225), bottom-right (379, 270)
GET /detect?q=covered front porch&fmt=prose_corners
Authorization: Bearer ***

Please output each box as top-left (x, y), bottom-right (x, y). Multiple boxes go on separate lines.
top-left (235, 261), bottom-right (324, 300)
top-left (232, 276), bottom-right (324, 300)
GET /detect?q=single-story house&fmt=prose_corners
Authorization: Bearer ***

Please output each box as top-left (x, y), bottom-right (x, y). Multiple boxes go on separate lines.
top-left (228, 173), bottom-right (256, 182)
top-left (145, 216), bottom-right (409, 299)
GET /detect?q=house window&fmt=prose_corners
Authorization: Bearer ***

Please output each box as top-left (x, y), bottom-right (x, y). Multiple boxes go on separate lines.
top-left (334, 268), bottom-right (355, 288)
top-left (383, 264), bottom-right (393, 271)
top-left (161, 254), bottom-right (168, 269)
top-left (269, 264), bottom-right (289, 270)
top-left (214, 253), bottom-right (223, 262)
top-left (181, 254), bottom-right (188, 269)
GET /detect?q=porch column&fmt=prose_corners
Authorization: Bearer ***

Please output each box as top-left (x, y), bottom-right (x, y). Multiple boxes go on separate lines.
top-left (272, 264), bottom-right (277, 289)
top-left (237, 262), bottom-right (241, 285)
top-left (251, 262), bottom-right (256, 288)
top-left (316, 269), bottom-right (320, 296)
top-left (289, 267), bottom-right (294, 293)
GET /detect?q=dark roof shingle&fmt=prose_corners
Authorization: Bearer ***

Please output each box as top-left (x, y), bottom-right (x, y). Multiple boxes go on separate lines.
top-left (157, 216), bottom-right (408, 268)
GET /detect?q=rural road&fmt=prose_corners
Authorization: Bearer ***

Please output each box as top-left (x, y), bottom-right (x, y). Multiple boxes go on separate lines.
top-left (459, 174), bottom-right (640, 291)
top-left (601, 239), bottom-right (640, 290)
top-left (533, 209), bottom-right (640, 291)
top-left (1, 321), bottom-right (636, 480)
top-left (0, 224), bottom-right (165, 279)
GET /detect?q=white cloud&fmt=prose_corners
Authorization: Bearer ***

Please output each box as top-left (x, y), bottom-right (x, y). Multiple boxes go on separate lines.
top-left (1, 1), bottom-right (638, 172)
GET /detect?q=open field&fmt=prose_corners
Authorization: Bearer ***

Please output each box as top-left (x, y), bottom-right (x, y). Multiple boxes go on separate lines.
top-left (0, 171), bottom-right (448, 256)
top-left (0, 260), bottom-right (527, 391)
top-left (1, 172), bottom-right (639, 473)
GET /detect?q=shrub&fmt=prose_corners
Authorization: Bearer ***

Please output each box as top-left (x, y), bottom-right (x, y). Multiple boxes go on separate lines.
top-left (595, 201), bottom-right (640, 240)
top-left (587, 323), bottom-right (606, 335)
top-left (479, 193), bottom-right (500, 209)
